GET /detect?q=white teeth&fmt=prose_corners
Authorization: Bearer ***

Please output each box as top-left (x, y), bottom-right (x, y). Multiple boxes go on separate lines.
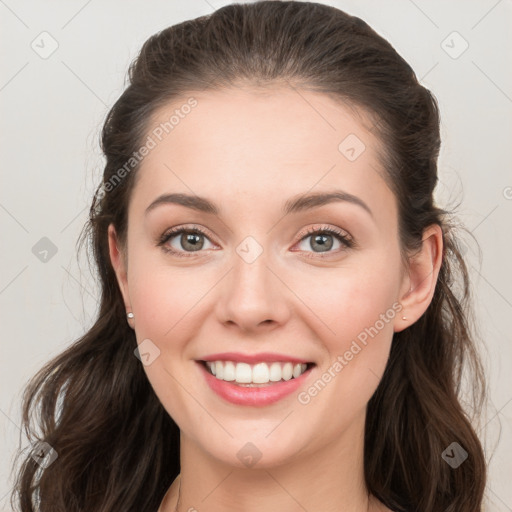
top-left (204, 361), bottom-right (309, 384)
top-left (282, 362), bottom-right (293, 381)
top-left (252, 362), bottom-right (269, 383)
top-left (235, 363), bottom-right (252, 383)
top-left (223, 361), bottom-right (235, 381)
top-left (206, 361), bottom-right (216, 375)
top-left (215, 361), bottom-right (223, 380)
top-left (292, 363), bottom-right (303, 378)
top-left (269, 362), bottom-right (282, 382)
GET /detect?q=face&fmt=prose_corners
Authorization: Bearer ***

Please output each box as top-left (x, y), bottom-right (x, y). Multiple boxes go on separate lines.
top-left (109, 86), bottom-right (412, 469)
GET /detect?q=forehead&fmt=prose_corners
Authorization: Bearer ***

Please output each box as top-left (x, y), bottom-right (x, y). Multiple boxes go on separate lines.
top-left (130, 86), bottom-right (394, 222)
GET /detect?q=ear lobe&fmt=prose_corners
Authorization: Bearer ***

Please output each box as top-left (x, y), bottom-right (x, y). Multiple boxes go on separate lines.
top-left (107, 223), bottom-right (131, 309)
top-left (394, 224), bottom-right (443, 333)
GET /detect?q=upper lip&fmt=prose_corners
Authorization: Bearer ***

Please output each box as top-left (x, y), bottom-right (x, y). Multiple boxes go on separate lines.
top-left (198, 352), bottom-right (313, 365)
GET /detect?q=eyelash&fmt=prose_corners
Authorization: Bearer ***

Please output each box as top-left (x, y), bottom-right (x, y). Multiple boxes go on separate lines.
top-left (157, 224), bottom-right (355, 259)
top-left (298, 225), bottom-right (355, 258)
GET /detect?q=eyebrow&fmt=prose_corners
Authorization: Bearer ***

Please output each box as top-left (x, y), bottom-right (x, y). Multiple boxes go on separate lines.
top-left (145, 190), bottom-right (373, 218)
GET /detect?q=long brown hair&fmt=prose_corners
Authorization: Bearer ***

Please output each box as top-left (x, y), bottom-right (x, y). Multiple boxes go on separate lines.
top-left (10, 2), bottom-right (487, 511)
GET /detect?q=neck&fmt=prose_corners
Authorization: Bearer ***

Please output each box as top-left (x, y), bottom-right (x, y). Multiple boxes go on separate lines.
top-left (161, 412), bottom-right (388, 512)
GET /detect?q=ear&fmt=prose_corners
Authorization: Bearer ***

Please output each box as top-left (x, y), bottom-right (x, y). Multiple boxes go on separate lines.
top-left (394, 224), bottom-right (443, 332)
top-left (107, 223), bottom-right (131, 310)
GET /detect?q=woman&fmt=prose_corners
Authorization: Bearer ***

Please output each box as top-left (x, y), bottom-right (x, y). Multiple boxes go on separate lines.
top-left (11, 2), bottom-right (487, 511)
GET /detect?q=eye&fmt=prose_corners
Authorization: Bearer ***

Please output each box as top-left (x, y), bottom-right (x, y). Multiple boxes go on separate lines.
top-left (293, 225), bottom-right (354, 258)
top-left (157, 223), bottom-right (355, 259)
top-left (157, 225), bottom-right (216, 257)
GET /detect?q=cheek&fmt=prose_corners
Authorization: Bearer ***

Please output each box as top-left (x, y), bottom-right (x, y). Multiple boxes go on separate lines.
top-left (292, 252), bottom-right (401, 396)
top-left (290, 286), bottom-right (398, 433)
top-left (300, 254), bottom-right (400, 342)
top-left (129, 267), bottom-right (200, 344)
top-left (126, 254), bottom-right (206, 422)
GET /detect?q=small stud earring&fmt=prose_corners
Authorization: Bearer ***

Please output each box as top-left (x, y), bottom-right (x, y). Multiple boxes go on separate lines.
top-left (402, 315), bottom-right (407, 320)
top-left (127, 312), bottom-right (134, 319)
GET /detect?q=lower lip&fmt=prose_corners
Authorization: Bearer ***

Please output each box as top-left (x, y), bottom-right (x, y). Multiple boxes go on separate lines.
top-left (196, 361), bottom-right (314, 407)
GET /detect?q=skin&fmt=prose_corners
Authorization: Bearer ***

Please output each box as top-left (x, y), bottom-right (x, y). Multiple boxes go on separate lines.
top-left (108, 86), bottom-right (443, 512)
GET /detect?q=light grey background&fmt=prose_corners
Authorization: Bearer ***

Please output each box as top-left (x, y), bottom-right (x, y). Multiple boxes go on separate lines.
top-left (1, 0), bottom-right (511, 510)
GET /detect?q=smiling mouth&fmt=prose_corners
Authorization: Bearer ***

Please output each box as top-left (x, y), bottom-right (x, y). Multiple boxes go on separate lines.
top-left (200, 360), bottom-right (316, 386)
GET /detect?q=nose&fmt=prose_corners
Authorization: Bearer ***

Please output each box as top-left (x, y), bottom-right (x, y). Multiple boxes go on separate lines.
top-left (216, 243), bottom-right (290, 333)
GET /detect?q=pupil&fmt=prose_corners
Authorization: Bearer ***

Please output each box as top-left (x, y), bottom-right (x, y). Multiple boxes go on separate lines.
top-left (183, 232), bottom-right (203, 251)
top-left (312, 234), bottom-right (332, 252)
